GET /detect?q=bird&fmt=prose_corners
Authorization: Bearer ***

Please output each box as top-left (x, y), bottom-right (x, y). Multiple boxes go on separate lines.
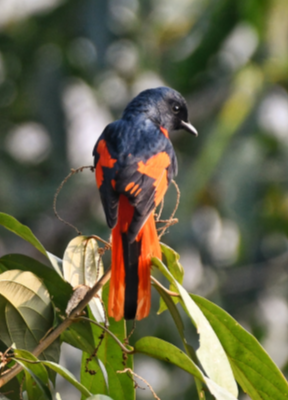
top-left (93, 86), bottom-right (197, 321)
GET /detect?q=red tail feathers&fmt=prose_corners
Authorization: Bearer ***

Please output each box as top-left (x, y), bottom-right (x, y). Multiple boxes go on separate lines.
top-left (108, 195), bottom-right (161, 321)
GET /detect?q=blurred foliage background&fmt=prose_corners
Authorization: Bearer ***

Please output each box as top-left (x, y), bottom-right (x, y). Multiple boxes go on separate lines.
top-left (1, 0), bottom-right (288, 398)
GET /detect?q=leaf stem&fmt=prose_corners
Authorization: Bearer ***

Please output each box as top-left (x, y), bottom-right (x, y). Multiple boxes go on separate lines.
top-left (74, 316), bottom-right (134, 354)
top-left (151, 276), bottom-right (179, 297)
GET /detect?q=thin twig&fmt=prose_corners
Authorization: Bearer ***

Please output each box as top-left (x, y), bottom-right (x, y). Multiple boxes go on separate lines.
top-left (156, 218), bottom-right (178, 224)
top-left (85, 331), bottom-right (106, 375)
top-left (117, 368), bottom-right (160, 400)
top-left (171, 180), bottom-right (181, 218)
top-left (19, 374), bottom-right (25, 400)
top-left (151, 276), bottom-right (179, 297)
top-left (53, 165), bottom-right (95, 235)
top-left (156, 199), bottom-right (164, 221)
top-left (157, 180), bottom-right (180, 239)
top-left (89, 234), bottom-right (111, 249)
top-left (74, 316), bottom-right (134, 354)
top-left (126, 320), bottom-right (136, 343)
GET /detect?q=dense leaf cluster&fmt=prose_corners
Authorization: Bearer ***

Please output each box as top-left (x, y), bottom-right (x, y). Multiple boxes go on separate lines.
top-left (0, 213), bottom-right (287, 399)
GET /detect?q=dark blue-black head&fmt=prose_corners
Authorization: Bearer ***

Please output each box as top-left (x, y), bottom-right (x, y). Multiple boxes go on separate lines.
top-left (122, 86), bottom-right (198, 136)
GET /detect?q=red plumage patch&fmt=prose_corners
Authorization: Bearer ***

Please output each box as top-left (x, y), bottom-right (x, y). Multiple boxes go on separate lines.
top-left (160, 126), bottom-right (169, 138)
top-left (108, 195), bottom-right (161, 321)
top-left (137, 152), bottom-right (170, 205)
top-left (96, 136), bottom-right (173, 321)
top-left (95, 140), bottom-right (117, 188)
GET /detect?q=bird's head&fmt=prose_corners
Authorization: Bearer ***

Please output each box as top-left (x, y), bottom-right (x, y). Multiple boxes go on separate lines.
top-left (123, 86), bottom-right (198, 136)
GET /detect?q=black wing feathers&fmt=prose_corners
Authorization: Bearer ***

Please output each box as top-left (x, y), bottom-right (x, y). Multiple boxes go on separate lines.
top-left (93, 118), bottom-right (177, 238)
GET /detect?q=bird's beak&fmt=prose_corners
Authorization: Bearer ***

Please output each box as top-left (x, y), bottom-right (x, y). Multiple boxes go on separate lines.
top-left (180, 120), bottom-right (198, 136)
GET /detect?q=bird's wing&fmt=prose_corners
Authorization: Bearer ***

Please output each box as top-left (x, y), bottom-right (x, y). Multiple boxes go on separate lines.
top-left (115, 149), bottom-right (176, 242)
top-left (93, 136), bottom-right (119, 229)
top-left (93, 120), bottom-right (177, 238)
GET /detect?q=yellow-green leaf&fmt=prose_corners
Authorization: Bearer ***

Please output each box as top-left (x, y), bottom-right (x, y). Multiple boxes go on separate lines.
top-left (63, 236), bottom-right (105, 322)
top-left (0, 270), bottom-right (57, 363)
top-left (192, 294), bottom-right (288, 400)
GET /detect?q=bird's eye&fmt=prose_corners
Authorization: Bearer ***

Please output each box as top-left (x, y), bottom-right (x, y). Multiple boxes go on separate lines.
top-left (172, 104), bottom-right (180, 114)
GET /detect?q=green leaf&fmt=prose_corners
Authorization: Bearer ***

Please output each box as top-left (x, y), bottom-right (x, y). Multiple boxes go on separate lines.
top-left (96, 284), bottom-right (134, 400)
top-left (152, 256), bottom-right (175, 284)
top-left (134, 336), bottom-right (204, 380)
top-left (19, 362), bottom-right (51, 400)
top-left (14, 349), bottom-right (49, 381)
top-left (0, 255), bottom-right (62, 382)
top-left (0, 212), bottom-right (48, 258)
top-left (178, 283), bottom-right (238, 397)
top-left (152, 257), bottom-right (238, 398)
top-left (160, 243), bottom-right (184, 284)
top-left (79, 285), bottom-right (134, 400)
top-left (0, 269), bottom-right (59, 365)
top-left (81, 351), bottom-right (108, 399)
top-left (0, 395), bottom-right (13, 400)
top-left (0, 254), bottom-right (72, 314)
top-left (41, 360), bottom-right (92, 398)
top-left (1, 376), bottom-right (21, 400)
top-left (104, 362), bottom-right (129, 400)
top-left (158, 244), bottom-right (184, 314)
top-left (61, 319), bottom-right (96, 355)
top-left (86, 396), bottom-right (115, 400)
top-left (154, 284), bottom-right (206, 397)
top-left (81, 328), bottom-right (125, 399)
top-left (0, 255), bottom-right (97, 356)
top-left (81, 348), bottom-right (131, 400)
top-left (13, 349), bottom-right (51, 400)
top-left (154, 285), bottom-right (185, 338)
top-left (135, 336), bottom-right (238, 400)
top-left (192, 294), bottom-right (288, 400)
